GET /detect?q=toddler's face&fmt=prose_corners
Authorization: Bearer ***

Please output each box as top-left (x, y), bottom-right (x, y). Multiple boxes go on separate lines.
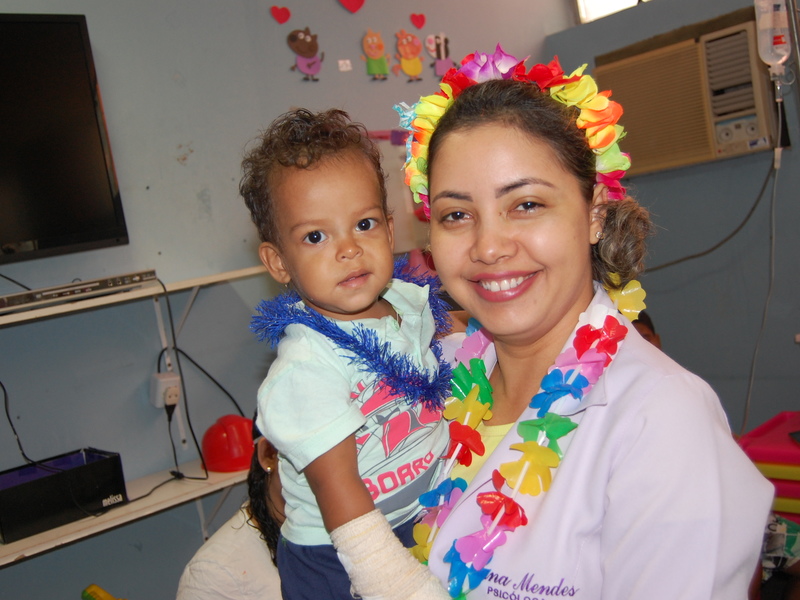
top-left (260, 150), bottom-right (395, 321)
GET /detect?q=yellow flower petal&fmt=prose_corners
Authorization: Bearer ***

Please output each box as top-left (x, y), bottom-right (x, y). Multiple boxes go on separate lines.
top-left (443, 387), bottom-right (492, 427)
top-left (606, 278), bottom-right (646, 320)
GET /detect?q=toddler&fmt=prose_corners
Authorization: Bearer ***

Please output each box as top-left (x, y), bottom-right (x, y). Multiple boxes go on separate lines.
top-left (240, 108), bottom-right (452, 600)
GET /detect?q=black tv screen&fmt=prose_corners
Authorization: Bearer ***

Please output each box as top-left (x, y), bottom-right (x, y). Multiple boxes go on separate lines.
top-left (0, 14), bottom-right (128, 265)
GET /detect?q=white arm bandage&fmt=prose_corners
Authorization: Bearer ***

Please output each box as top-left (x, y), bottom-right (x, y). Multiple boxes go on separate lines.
top-left (330, 509), bottom-right (450, 600)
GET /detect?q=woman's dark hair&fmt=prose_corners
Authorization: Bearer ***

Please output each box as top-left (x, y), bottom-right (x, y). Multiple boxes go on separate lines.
top-left (246, 418), bottom-right (282, 566)
top-left (427, 78), bottom-right (652, 288)
top-left (240, 108), bottom-right (388, 246)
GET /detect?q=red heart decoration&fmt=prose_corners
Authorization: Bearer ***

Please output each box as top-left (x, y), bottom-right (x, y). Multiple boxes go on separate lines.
top-left (410, 13), bottom-right (426, 29)
top-left (339, 0), bottom-right (365, 13)
top-left (270, 6), bottom-right (290, 24)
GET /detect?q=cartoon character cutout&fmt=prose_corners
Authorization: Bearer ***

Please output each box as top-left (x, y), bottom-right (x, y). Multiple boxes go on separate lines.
top-left (392, 29), bottom-right (423, 82)
top-left (361, 29), bottom-right (390, 81)
top-left (425, 32), bottom-right (454, 77)
top-left (287, 27), bottom-right (324, 81)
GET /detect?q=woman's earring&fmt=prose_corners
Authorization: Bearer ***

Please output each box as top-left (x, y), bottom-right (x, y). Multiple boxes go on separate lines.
top-left (596, 231), bottom-right (605, 240)
top-left (265, 466), bottom-right (273, 475)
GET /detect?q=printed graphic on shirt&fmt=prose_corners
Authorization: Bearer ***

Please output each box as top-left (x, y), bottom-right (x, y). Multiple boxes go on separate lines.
top-left (352, 379), bottom-right (444, 522)
top-left (484, 570), bottom-right (580, 598)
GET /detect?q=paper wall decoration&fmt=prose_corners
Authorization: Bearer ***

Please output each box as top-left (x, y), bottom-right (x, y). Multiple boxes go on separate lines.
top-left (287, 27), bottom-right (324, 81)
top-left (410, 13), bottom-right (426, 29)
top-left (392, 29), bottom-right (423, 82)
top-left (425, 32), bottom-right (454, 77)
top-left (361, 29), bottom-right (391, 80)
top-left (270, 6), bottom-right (291, 24)
top-left (340, 0), bottom-right (365, 13)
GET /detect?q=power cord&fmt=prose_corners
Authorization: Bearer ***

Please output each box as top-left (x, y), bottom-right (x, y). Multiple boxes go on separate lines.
top-left (155, 278), bottom-right (209, 481)
top-left (0, 273), bottom-right (31, 291)
top-left (157, 346), bottom-right (245, 417)
top-left (645, 158), bottom-right (774, 274)
top-left (2, 378), bottom-right (35, 464)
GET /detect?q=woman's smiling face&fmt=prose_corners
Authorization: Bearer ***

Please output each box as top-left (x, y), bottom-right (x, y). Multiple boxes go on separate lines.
top-left (428, 123), bottom-right (605, 349)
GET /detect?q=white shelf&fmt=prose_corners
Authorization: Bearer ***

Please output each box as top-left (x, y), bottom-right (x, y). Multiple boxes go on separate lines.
top-left (0, 265), bottom-right (266, 327)
top-left (0, 460), bottom-right (247, 567)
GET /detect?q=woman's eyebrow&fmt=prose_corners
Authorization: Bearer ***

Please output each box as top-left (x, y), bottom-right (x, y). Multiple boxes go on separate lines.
top-left (431, 177), bottom-right (554, 204)
top-left (431, 190), bottom-right (472, 203)
top-left (497, 177), bottom-right (554, 197)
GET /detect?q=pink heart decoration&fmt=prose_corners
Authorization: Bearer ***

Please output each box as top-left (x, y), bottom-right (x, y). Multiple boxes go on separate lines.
top-left (270, 6), bottom-right (290, 24)
top-left (339, 0), bottom-right (365, 13)
top-left (410, 13), bottom-right (426, 29)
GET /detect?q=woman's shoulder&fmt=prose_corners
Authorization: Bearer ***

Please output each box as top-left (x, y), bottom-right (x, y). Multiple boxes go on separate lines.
top-left (606, 326), bottom-right (723, 417)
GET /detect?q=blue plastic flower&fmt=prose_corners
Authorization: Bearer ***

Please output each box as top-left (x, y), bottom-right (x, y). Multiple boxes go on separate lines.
top-left (530, 368), bottom-right (589, 417)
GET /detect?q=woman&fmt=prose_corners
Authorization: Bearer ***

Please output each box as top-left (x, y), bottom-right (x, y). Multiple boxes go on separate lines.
top-left (177, 419), bottom-right (284, 599)
top-left (331, 47), bottom-right (773, 599)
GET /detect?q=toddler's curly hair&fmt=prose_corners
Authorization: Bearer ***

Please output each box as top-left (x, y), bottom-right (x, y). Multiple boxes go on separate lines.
top-left (240, 108), bottom-right (388, 246)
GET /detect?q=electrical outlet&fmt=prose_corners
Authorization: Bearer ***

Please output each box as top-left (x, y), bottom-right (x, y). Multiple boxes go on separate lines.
top-left (150, 372), bottom-right (181, 408)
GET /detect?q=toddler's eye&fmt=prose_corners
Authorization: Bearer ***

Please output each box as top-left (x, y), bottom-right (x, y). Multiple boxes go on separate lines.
top-left (356, 218), bottom-right (378, 231)
top-left (303, 230), bottom-right (327, 244)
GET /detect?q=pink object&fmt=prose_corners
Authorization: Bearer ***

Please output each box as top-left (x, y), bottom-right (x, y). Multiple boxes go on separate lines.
top-left (202, 415), bottom-right (254, 472)
top-left (773, 478), bottom-right (800, 500)
top-left (739, 411), bottom-right (800, 465)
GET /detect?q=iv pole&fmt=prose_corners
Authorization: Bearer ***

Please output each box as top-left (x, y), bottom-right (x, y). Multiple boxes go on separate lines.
top-left (783, 0), bottom-right (800, 125)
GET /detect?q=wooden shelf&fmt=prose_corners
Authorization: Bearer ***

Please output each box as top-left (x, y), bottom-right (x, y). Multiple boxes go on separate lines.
top-left (0, 266), bottom-right (265, 567)
top-left (0, 460), bottom-right (246, 567)
top-left (0, 266), bottom-right (266, 327)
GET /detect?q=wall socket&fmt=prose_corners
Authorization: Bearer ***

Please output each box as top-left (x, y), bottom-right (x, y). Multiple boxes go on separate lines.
top-left (150, 372), bottom-right (181, 408)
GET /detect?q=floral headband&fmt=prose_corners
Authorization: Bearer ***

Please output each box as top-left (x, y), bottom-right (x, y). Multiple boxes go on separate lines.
top-left (394, 45), bottom-right (631, 218)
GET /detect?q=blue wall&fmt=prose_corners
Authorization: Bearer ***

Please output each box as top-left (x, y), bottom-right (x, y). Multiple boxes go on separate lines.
top-left (547, 0), bottom-right (800, 436)
top-left (2, 0), bottom-right (794, 595)
top-left (0, 0), bottom-right (575, 597)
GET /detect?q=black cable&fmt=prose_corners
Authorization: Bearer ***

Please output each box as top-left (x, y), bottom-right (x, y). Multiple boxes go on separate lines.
top-left (0, 273), bottom-right (31, 291)
top-left (157, 346), bottom-right (245, 416)
top-left (155, 278), bottom-right (209, 480)
top-left (2, 379), bottom-right (36, 464)
top-left (645, 159), bottom-right (774, 273)
top-left (127, 474), bottom-right (181, 503)
top-left (166, 408), bottom-right (182, 472)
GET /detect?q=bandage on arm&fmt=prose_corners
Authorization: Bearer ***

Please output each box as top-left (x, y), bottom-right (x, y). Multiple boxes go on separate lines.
top-left (330, 509), bottom-right (449, 600)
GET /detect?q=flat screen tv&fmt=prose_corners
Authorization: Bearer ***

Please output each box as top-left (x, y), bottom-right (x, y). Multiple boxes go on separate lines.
top-left (0, 13), bottom-right (128, 265)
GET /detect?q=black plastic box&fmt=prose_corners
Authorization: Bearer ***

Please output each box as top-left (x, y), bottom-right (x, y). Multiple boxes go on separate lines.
top-left (0, 448), bottom-right (128, 544)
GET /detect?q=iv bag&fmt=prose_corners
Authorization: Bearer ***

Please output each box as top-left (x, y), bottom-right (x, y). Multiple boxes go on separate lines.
top-left (754, 0), bottom-right (792, 74)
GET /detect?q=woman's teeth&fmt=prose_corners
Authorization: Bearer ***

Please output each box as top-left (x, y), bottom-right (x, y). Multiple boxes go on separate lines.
top-left (480, 276), bottom-right (527, 292)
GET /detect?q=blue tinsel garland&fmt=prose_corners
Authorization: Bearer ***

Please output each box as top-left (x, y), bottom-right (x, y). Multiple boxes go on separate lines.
top-left (250, 257), bottom-right (452, 411)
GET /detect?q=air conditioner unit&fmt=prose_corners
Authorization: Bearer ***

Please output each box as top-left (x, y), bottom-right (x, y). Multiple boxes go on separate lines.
top-left (594, 16), bottom-right (777, 176)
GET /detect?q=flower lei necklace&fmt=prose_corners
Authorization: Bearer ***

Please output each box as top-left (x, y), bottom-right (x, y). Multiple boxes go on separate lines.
top-left (410, 298), bottom-right (633, 598)
top-left (394, 44), bottom-right (631, 219)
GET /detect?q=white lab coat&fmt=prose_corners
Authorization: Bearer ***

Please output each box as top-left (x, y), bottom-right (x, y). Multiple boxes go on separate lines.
top-left (430, 288), bottom-right (773, 599)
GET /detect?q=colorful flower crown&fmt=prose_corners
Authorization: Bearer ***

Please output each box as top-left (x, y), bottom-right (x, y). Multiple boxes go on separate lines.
top-left (394, 45), bottom-right (631, 218)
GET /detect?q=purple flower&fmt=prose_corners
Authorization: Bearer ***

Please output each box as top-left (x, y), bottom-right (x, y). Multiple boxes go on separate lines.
top-left (459, 44), bottom-right (520, 82)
